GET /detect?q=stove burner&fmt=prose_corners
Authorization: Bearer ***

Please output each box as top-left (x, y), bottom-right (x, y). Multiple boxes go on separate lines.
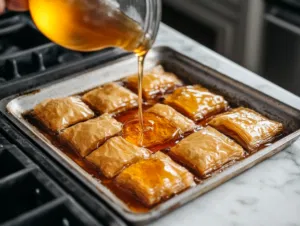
top-left (1, 25), bottom-right (50, 51)
top-left (0, 41), bottom-right (21, 55)
top-left (0, 15), bottom-right (22, 29)
top-left (4, 59), bottom-right (21, 79)
top-left (58, 52), bottom-right (83, 64)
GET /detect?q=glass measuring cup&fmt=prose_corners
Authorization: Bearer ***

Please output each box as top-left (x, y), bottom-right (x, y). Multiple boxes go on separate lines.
top-left (29, 0), bottom-right (162, 55)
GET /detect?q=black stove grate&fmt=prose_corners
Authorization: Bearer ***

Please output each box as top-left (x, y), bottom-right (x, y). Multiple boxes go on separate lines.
top-left (0, 135), bottom-right (105, 226)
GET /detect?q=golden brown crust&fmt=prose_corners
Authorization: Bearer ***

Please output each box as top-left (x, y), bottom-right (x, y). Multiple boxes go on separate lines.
top-left (170, 126), bottom-right (245, 178)
top-left (86, 136), bottom-right (150, 178)
top-left (115, 152), bottom-right (195, 207)
top-left (164, 85), bottom-right (228, 121)
top-left (208, 107), bottom-right (284, 152)
top-left (146, 104), bottom-right (196, 133)
top-left (34, 96), bottom-right (94, 132)
top-left (125, 65), bottom-right (183, 100)
top-left (82, 83), bottom-right (138, 114)
top-left (122, 112), bottom-right (180, 148)
top-left (60, 114), bottom-right (122, 157)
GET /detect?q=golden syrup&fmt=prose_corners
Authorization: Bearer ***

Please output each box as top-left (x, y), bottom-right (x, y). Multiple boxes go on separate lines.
top-left (137, 55), bottom-right (146, 145)
top-left (29, 0), bottom-right (149, 54)
top-left (122, 112), bottom-right (180, 148)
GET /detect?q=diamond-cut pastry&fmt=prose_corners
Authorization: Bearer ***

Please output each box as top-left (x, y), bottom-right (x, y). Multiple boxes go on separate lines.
top-left (164, 85), bottom-right (228, 121)
top-left (34, 96), bottom-right (94, 132)
top-left (86, 136), bottom-right (150, 178)
top-left (146, 104), bottom-right (195, 133)
top-left (60, 114), bottom-right (122, 157)
top-left (82, 83), bottom-right (138, 114)
top-left (208, 107), bottom-right (283, 152)
top-left (170, 126), bottom-right (245, 178)
top-left (125, 65), bottom-right (183, 100)
top-left (122, 112), bottom-right (180, 148)
top-left (115, 152), bottom-right (195, 206)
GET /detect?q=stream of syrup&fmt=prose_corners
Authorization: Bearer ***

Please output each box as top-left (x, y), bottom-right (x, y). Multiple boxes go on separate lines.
top-left (137, 55), bottom-right (146, 146)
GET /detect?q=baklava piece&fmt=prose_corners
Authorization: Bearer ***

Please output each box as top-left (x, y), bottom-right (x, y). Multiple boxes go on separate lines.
top-left (170, 126), bottom-right (245, 178)
top-left (208, 107), bottom-right (283, 152)
top-left (86, 136), bottom-right (150, 178)
top-left (82, 83), bottom-right (138, 114)
top-left (125, 65), bottom-right (183, 100)
top-left (164, 85), bottom-right (228, 121)
top-left (115, 152), bottom-right (195, 207)
top-left (60, 113), bottom-right (122, 157)
top-left (146, 104), bottom-right (196, 133)
top-left (34, 96), bottom-right (94, 132)
top-left (122, 112), bottom-right (180, 148)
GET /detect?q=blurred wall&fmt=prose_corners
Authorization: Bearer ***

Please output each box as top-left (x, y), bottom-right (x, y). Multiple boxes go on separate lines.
top-left (162, 0), bottom-right (265, 74)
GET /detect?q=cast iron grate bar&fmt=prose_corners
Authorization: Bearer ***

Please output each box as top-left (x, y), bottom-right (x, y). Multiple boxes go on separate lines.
top-left (2, 197), bottom-right (103, 226)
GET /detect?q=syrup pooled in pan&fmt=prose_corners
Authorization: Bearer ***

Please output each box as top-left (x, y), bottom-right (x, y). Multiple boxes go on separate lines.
top-left (115, 106), bottom-right (197, 153)
top-left (122, 112), bottom-right (180, 148)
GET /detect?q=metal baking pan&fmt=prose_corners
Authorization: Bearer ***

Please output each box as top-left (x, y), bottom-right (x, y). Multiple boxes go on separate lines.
top-left (1, 46), bottom-right (300, 225)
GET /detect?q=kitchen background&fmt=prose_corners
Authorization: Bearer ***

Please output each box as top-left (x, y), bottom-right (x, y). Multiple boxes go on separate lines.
top-left (0, 1), bottom-right (299, 225)
top-left (162, 0), bottom-right (300, 97)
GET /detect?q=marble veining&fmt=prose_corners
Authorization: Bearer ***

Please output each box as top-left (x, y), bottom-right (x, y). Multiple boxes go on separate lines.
top-left (147, 24), bottom-right (300, 226)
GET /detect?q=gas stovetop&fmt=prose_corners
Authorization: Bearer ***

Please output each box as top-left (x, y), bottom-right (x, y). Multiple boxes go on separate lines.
top-left (0, 12), bottom-right (127, 226)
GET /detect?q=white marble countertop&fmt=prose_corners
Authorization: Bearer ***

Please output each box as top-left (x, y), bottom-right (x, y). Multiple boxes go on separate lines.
top-left (149, 24), bottom-right (300, 226)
